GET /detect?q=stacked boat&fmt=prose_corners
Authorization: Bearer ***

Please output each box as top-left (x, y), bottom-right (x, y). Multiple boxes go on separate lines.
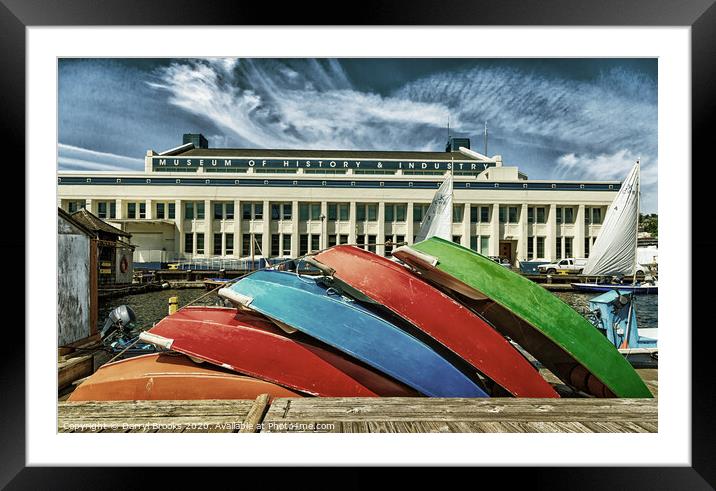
top-left (70, 238), bottom-right (653, 402)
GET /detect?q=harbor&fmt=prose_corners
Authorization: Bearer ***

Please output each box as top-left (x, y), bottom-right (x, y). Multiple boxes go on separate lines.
top-left (55, 59), bottom-right (660, 437)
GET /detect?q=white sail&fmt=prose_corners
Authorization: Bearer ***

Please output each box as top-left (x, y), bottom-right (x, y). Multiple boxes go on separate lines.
top-left (415, 173), bottom-right (453, 242)
top-left (582, 163), bottom-right (640, 276)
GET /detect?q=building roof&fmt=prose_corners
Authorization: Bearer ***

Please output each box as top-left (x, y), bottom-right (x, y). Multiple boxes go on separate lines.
top-left (176, 147), bottom-right (483, 161)
top-left (71, 209), bottom-right (131, 238)
top-left (58, 207), bottom-right (95, 237)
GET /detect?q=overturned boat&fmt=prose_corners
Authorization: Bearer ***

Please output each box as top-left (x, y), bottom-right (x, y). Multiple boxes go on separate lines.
top-left (393, 237), bottom-right (653, 398)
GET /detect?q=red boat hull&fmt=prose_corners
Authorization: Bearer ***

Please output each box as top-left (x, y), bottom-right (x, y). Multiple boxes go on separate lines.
top-left (68, 353), bottom-right (301, 401)
top-left (145, 306), bottom-right (419, 397)
top-left (313, 246), bottom-right (558, 398)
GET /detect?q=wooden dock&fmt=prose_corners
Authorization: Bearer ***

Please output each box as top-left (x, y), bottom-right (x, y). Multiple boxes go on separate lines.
top-left (58, 396), bottom-right (657, 434)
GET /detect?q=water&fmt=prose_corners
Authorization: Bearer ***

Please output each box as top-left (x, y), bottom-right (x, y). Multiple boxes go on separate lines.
top-left (555, 291), bottom-right (658, 330)
top-left (100, 287), bottom-right (658, 332)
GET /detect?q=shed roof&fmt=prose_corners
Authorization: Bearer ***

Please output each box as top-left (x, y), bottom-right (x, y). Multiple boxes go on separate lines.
top-left (71, 209), bottom-right (131, 238)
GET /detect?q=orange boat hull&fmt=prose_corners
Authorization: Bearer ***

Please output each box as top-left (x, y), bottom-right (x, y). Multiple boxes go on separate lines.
top-left (68, 353), bottom-right (302, 402)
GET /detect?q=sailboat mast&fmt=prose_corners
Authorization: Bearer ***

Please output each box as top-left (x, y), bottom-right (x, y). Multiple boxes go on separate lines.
top-left (632, 162), bottom-right (641, 285)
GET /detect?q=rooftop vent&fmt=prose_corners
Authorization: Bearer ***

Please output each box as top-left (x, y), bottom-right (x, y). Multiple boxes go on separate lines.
top-left (446, 137), bottom-right (470, 152)
top-left (183, 133), bottom-right (209, 149)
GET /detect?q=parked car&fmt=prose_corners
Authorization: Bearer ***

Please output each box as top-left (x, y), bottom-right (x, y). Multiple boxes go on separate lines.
top-left (488, 256), bottom-right (512, 268)
top-left (537, 258), bottom-right (587, 274)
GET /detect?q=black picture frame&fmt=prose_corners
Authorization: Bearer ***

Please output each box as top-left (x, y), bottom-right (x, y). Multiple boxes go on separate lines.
top-left (4, 0), bottom-right (709, 487)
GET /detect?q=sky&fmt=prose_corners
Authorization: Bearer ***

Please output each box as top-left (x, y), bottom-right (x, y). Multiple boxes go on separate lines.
top-left (58, 58), bottom-right (658, 212)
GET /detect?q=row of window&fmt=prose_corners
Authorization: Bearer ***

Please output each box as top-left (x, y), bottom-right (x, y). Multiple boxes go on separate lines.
top-left (67, 200), bottom-right (605, 225)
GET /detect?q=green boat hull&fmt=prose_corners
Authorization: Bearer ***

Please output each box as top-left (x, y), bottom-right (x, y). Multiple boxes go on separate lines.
top-left (394, 237), bottom-right (652, 398)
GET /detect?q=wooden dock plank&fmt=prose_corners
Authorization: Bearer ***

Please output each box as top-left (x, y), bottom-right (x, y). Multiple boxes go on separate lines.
top-left (59, 396), bottom-right (658, 434)
top-left (58, 398), bottom-right (257, 433)
top-left (262, 397), bottom-right (657, 433)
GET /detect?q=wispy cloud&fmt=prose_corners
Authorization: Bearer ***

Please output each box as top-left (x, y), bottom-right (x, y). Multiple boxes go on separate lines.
top-left (58, 58), bottom-right (658, 211)
top-left (58, 143), bottom-right (144, 171)
top-left (147, 59), bottom-right (451, 151)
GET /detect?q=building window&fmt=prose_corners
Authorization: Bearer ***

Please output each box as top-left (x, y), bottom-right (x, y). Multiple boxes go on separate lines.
top-left (452, 235), bottom-right (461, 244)
top-left (564, 207), bottom-right (574, 224)
top-left (271, 234), bottom-right (280, 257)
top-left (97, 202), bottom-right (108, 219)
top-left (357, 235), bottom-right (365, 248)
top-left (310, 235), bottom-right (320, 253)
top-left (556, 207), bottom-right (563, 224)
top-left (537, 237), bottom-right (545, 259)
top-left (499, 207), bottom-right (506, 223)
top-left (452, 204), bottom-right (464, 223)
top-left (508, 206), bottom-right (518, 223)
top-left (225, 233), bottom-right (234, 255)
top-left (592, 208), bottom-right (602, 224)
top-left (385, 204), bottom-right (407, 223)
top-left (385, 234), bottom-right (405, 256)
top-left (470, 206), bottom-right (479, 223)
top-left (565, 237), bottom-right (573, 257)
top-left (299, 203), bottom-right (321, 221)
top-left (480, 236), bottom-right (490, 255)
top-left (184, 202), bottom-right (194, 220)
top-left (480, 206), bottom-right (490, 222)
top-left (168, 203), bottom-right (175, 219)
top-left (214, 203), bottom-right (224, 220)
top-left (156, 203), bottom-right (165, 219)
top-left (68, 201), bottom-right (85, 213)
top-left (282, 234), bottom-right (291, 256)
top-left (536, 207), bottom-right (546, 224)
top-left (528, 236), bottom-right (534, 259)
top-left (584, 207), bottom-right (591, 224)
top-left (196, 233), bottom-right (205, 255)
top-left (584, 237), bottom-right (591, 258)
top-left (528, 207), bottom-right (534, 224)
top-left (185, 233), bottom-right (193, 254)
top-left (470, 235), bottom-right (478, 251)
top-left (328, 234), bottom-right (337, 247)
top-left (127, 202), bottom-right (137, 219)
top-left (242, 203), bottom-right (263, 220)
top-left (139, 203), bottom-right (146, 219)
top-left (413, 203), bottom-right (429, 223)
top-left (556, 238), bottom-right (562, 259)
top-left (299, 234), bottom-right (309, 256)
top-left (367, 204), bottom-right (377, 221)
top-left (214, 233), bottom-right (223, 255)
top-left (367, 235), bottom-right (376, 253)
top-left (226, 203), bottom-right (234, 220)
top-left (242, 234), bottom-right (251, 256)
top-left (328, 203), bottom-right (349, 221)
top-left (356, 203), bottom-right (377, 222)
top-left (253, 234), bottom-right (263, 256)
top-left (271, 203), bottom-right (292, 221)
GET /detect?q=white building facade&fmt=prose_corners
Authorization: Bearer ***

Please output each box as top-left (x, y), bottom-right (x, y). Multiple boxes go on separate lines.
top-left (57, 135), bottom-right (618, 265)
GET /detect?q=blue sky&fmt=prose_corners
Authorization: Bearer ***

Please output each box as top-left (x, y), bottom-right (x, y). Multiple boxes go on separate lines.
top-left (58, 58), bottom-right (658, 212)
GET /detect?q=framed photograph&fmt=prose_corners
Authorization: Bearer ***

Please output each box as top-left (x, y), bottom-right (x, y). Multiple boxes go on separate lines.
top-left (7, 0), bottom-right (709, 486)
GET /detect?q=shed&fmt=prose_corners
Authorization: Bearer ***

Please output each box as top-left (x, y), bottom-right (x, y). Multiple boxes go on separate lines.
top-left (58, 208), bottom-right (98, 346)
top-left (71, 209), bottom-right (135, 286)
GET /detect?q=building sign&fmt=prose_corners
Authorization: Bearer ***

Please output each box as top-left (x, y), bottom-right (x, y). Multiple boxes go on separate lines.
top-left (153, 157), bottom-right (497, 173)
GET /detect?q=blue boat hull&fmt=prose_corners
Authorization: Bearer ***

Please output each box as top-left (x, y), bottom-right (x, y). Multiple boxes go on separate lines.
top-left (221, 270), bottom-right (488, 397)
top-left (571, 283), bottom-right (658, 294)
